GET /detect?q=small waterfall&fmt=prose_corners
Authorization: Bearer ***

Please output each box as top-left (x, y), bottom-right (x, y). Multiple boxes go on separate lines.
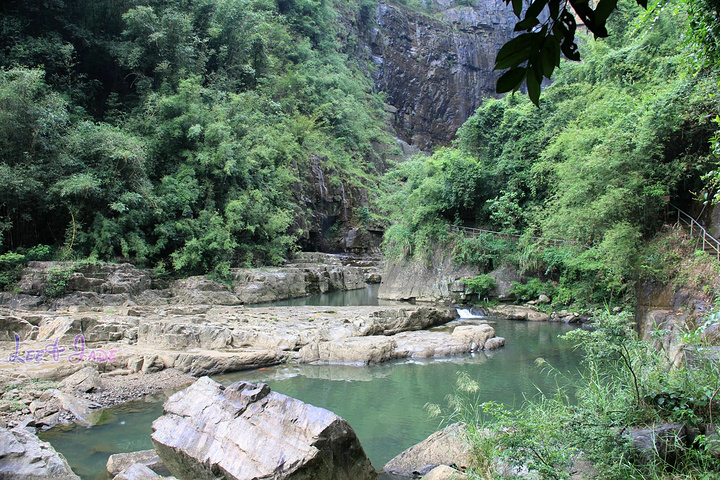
top-left (340, 181), bottom-right (347, 220)
top-left (457, 308), bottom-right (486, 319)
top-left (311, 161), bottom-right (328, 200)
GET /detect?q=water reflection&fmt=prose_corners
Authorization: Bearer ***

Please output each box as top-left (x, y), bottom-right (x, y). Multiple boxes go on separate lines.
top-left (40, 316), bottom-right (581, 479)
top-left (249, 283), bottom-right (406, 307)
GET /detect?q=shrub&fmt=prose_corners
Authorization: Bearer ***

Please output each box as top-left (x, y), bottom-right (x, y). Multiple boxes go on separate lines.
top-left (509, 278), bottom-right (556, 302)
top-left (463, 274), bottom-right (498, 300)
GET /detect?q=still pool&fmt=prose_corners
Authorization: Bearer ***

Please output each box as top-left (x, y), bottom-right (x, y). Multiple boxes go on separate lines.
top-left (39, 317), bottom-right (581, 479)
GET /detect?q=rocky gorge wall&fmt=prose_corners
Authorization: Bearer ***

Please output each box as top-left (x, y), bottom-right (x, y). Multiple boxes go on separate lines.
top-left (1, 253), bottom-right (382, 310)
top-left (378, 245), bottom-right (522, 303)
top-left (344, 0), bottom-right (517, 150)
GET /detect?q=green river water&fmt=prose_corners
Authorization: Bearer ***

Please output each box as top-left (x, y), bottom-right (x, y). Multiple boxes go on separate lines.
top-left (40, 288), bottom-right (581, 479)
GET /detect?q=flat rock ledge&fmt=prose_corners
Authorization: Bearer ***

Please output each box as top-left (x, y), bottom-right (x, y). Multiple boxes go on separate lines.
top-left (151, 376), bottom-right (378, 480)
top-left (0, 305), bottom-right (482, 384)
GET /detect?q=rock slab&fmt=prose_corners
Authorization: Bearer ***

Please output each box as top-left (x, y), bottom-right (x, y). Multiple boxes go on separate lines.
top-left (0, 426), bottom-right (80, 479)
top-left (151, 377), bottom-right (378, 480)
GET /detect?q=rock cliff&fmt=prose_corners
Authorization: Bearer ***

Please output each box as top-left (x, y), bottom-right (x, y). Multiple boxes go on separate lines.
top-left (346, 0), bottom-right (517, 150)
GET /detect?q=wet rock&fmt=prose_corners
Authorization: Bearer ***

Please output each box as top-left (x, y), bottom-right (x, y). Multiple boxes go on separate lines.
top-left (166, 348), bottom-right (281, 376)
top-left (484, 336), bottom-right (505, 350)
top-left (298, 336), bottom-right (398, 365)
top-left (107, 449), bottom-right (171, 477)
top-left (152, 377), bottom-right (377, 480)
top-left (422, 465), bottom-right (468, 480)
top-left (361, 307), bottom-right (458, 335)
top-left (59, 366), bottom-right (102, 393)
top-left (485, 305), bottom-right (550, 322)
top-left (0, 426), bottom-right (80, 479)
top-left (393, 324), bottom-right (496, 358)
top-left (384, 423), bottom-right (471, 476)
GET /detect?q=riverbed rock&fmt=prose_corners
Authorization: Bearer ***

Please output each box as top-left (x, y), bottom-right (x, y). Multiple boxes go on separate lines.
top-left (0, 314), bottom-right (36, 341)
top-left (298, 336), bottom-right (398, 365)
top-left (624, 423), bottom-right (688, 465)
top-left (107, 450), bottom-right (172, 477)
top-left (151, 377), bottom-right (377, 480)
top-left (485, 305), bottom-right (550, 322)
top-left (483, 336), bottom-right (505, 350)
top-left (0, 426), bottom-right (80, 479)
top-left (171, 276), bottom-right (241, 306)
top-left (422, 465), bottom-right (468, 480)
top-left (383, 423), bottom-right (471, 476)
top-left (32, 389), bottom-right (102, 427)
top-left (59, 366), bottom-right (102, 393)
top-left (112, 463), bottom-right (163, 480)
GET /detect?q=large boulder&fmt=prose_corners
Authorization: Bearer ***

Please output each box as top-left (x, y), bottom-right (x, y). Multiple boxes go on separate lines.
top-left (485, 305), bottom-right (550, 322)
top-left (59, 366), bottom-right (102, 394)
top-left (298, 336), bottom-right (398, 365)
top-left (151, 377), bottom-right (377, 480)
top-left (624, 423), bottom-right (688, 465)
top-left (0, 426), bottom-right (80, 479)
top-left (383, 423), bottom-right (471, 477)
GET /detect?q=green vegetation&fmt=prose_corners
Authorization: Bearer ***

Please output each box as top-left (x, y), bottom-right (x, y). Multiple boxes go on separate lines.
top-left (382, 0), bottom-right (720, 308)
top-left (463, 274), bottom-right (498, 299)
top-left (432, 310), bottom-right (720, 479)
top-left (0, 0), bottom-right (391, 284)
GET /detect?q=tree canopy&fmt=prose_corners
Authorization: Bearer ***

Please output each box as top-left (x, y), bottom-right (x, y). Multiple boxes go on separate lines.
top-left (497, 0), bottom-right (720, 104)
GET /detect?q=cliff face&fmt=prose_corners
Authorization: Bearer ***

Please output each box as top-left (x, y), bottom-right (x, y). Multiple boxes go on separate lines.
top-left (350, 1), bottom-right (517, 150)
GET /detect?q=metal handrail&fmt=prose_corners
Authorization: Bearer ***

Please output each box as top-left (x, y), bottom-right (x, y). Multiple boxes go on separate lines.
top-left (669, 204), bottom-right (720, 260)
top-left (450, 225), bottom-right (590, 249)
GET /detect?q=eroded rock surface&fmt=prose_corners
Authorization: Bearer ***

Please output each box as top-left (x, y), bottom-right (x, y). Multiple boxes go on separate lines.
top-left (4, 253), bottom-right (382, 309)
top-left (151, 377), bottom-right (378, 480)
top-left (383, 423), bottom-right (471, 477)
top-left (0, 426), bottom-right (80, 479)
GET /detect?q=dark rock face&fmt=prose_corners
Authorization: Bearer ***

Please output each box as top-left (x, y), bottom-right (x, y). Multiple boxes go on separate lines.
top-left (151, 377), bottom-right (377, 480)
top-left (352, 1), bottom-right (517, 150)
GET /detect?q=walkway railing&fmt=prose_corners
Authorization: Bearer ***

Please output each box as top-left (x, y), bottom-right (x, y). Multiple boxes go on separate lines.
top-left (450, 225), bottom-right (589, 249)
top-left (670, 204), bottom-right (720, 260)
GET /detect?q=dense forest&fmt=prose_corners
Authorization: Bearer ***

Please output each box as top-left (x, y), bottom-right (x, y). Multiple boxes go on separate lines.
top-left (382, 0), bottom-right (720, 307)
top-left (1, 0), bottom-right (719, 310)
top-left (0, 0), bottom-right (391, 285)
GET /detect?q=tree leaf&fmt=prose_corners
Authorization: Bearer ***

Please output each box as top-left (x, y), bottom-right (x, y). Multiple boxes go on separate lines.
top-left (540, 37), bottom-right (560, 77)
top-left (512, 0), bottom-right (523, 17)
top-left (526, 69), bottom-right (541, 106)
top-left (526, 0), bottom-right (550, 20)
top-left (515, 17), bottom-right (540, 31)
top-left (495, 33), bottom-right (541, 70)
top-left (561, 39), bottom-right (580, 61)
top-left (595, 0), bottom-right (619, 25)
top-left (497, 66), bottom-right (527, 93)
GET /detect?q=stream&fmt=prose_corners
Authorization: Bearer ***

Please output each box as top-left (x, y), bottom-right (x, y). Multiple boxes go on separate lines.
top-left (40, 289), bottom-right (581, 479)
